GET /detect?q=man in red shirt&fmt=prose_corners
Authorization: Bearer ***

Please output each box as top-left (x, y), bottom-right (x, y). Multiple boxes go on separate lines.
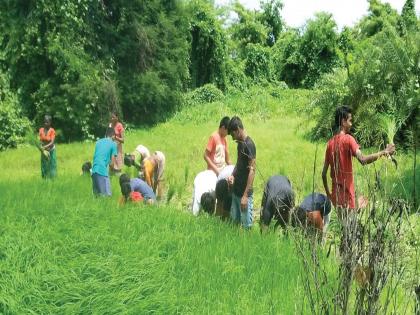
top-left (322, 106), bottom-right (395, 211)
top-left (204, 117), bottom-right (232, 176)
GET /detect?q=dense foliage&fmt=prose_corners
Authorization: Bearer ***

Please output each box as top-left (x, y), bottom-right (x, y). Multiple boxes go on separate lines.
top-left (0, 0), bottom-right (418, 149)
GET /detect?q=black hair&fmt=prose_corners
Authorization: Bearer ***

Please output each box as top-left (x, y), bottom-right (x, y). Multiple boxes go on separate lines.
top-left (291, 207), bottom-right (307, 228)
top-left (124, 154), bottom-right (134, 167)
top-left (215, 179), bottom-right (232, 213)
top-left (201, 192), bottom-right (216, 214)
top-left (81, 161), bottom-right (92, 174)
top-left (119, 173), bottom-right (130, 186)
top-left (334, 106), bottom-right (352, 130)
top-left (219, 116), bottom-right (230, 129)
top-left (105, 127), bottom-right (115, 138)
top-left (227, 116), bottom-right (243, 134)
top-left (121, 182), bottom-right (132, 200)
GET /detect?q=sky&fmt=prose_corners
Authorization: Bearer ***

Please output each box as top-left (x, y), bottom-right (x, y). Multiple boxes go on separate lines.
top-left (214, 0), bottom-right (418, 29)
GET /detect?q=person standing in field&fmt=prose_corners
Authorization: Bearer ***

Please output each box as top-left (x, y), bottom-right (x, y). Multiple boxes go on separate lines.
top-left (204, 116), bottom-right (232, 176)
top-left (227, 116), bottom-right (256, 229)
top-left (143, 151), bottom-right (166, 199)
top-left (91, 127), bottom-right (118, 196)
top-left (322, 106), bottom-right (395, 212)
top-left (260, 175), bottom-right (295, 233)
top-left (124, 144), bottom-right (150, 177)
top-left (322, 105), bottom-right (395, 309)
top-left (39, 115), bottom-right (57, 179)
top-left (109, 112), bottom-right (124, 173)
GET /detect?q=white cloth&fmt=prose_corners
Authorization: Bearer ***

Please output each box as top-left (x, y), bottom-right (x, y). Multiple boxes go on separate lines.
top-left (192, 170), bottom-right (217, 216)
top-left (135, 145), bottom-right (150, 159)
top-left (217, 164), bottom-right (235, 181)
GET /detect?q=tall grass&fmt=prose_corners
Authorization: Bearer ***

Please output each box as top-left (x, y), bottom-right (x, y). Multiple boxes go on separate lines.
top-left (0, 87), bottom-right (417, 313)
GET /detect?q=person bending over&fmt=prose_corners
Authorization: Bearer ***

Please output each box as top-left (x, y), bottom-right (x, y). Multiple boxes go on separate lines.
top-left (260, 175), bottom-right (295, 233)
top-left (119, 173), bottom-right (156, 205)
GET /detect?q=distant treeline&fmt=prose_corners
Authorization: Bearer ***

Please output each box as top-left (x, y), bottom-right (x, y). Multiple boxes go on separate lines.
top-left (0, 0), bottom-right (418, 149)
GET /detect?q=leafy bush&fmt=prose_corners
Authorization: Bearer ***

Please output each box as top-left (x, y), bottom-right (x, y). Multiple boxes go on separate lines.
top-left (184, 84), bottom-right (225, 105)
top-left (0, 73), bottom-right (31, 150)
top-left (244, 43), bottom-right (273, 83)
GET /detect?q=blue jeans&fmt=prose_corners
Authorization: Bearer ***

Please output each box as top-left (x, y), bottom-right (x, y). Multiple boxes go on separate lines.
top-left (92, 173), bottom-right (111, 196)
top-left (230, 193), bottom-right (253, 228)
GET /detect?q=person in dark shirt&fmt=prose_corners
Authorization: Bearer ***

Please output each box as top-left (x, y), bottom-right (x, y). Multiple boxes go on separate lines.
top-left (227, 116), bottom-right (256, 229)
top-left (260, 175), bottom-right (295, 232)
top-left (293, 193), bottom-right (331, 238)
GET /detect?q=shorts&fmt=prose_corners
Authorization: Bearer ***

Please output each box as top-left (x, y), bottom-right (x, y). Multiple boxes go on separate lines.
top-left (92, 173), bottom-right (111, 196)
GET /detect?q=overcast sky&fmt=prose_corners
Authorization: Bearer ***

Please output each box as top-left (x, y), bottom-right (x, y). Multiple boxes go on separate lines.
top-left (215, 0), bottom-right (418, 29)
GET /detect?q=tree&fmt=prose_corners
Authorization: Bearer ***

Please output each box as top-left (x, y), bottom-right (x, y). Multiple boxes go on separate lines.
top-left (258, 0), bottom-right (284, 46)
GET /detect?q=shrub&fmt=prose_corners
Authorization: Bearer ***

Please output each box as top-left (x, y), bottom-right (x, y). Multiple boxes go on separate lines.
top-left (185, 84), bottom-right (225, 105)
top-left (0, 73), bottom-right (31, 150)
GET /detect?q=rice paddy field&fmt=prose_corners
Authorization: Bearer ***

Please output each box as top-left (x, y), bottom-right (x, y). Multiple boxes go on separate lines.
top-left (0, 89), bottom-right (418, 313)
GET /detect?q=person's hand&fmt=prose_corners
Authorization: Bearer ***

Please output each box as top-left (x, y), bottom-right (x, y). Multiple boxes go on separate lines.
top-left (384, 144), bottom-right (395, 156)
top-left (227, 175), bottom-right (234, 186)
top-left (240, 195), bottom-right (248, 212)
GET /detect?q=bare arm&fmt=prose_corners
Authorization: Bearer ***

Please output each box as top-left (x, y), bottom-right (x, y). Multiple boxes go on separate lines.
top-left (322, 160), bottom-right (331, 200)
top-left (42, 139), bottom-right (55, 150)
top-left (225, 148), bottom-right (232, 165)
top-left (243, 159), bottom-right (256, 197)
top-left (204, 150), bottom-right (219, 175)
top-left (355, 144), bottom-right (395, 165)
top-left (113, 130), bottom-right (124, 144)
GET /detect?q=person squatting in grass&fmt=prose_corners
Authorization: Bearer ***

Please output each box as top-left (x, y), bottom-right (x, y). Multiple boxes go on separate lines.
top-left (91, 127), bottom-right (118, 196)
top-left (227, 116), bottom-right (256, 229)
top-left (143, 151), bottom-right (166, 199)
top-left (191, 170), bottom-right (217, 216)
top-left (322, 105), bottom-right (396, 309)
top-left (109, 112), bottom-right (125, 174)
top-left (260, 175), bottom-right (295, 233)
top-left (293, 193), bottom-right (331, 238)
top-left (124, 144), bottom-right (150, 178)
top-left (204, 116), bottom-right (232, 176)
top-left (119, 173), bottom-right (156, 205)
top-left (39, 115), bottom-right (57, 179)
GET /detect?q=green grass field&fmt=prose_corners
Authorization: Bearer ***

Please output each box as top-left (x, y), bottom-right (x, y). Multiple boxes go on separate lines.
top-left (0, 89), bottom-right (418, 313)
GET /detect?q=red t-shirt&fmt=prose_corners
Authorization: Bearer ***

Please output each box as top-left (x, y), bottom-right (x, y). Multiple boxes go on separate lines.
top-left (325, 133), bottom-right (359, 209)
top-left (206, 131), bottom-right (228, 171)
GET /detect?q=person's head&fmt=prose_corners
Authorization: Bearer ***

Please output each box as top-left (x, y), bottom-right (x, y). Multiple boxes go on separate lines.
top-left (334, 106), bottom-right (353, 133)
top-left (201, 192), bottom-right (216, 214)
top-left (291, 207), bottom-right (308, 228)
top-left (105, 127), bottom-right (115, 138)
top-left (228, 116), bottom-right (244, 141)
top-left (216, 179), bottom-right (232, 212)
top-left (119, 173), bottom-right (130, 185)
top-left (81, 161), bottom-right (92, 175)
top-left (44, 115), bottom-right (52, 128)
top-left (218, 116), bottom-right (230, 137)
top-left (124, 154), bottom-right (135, 167)
top-left (119, 174), bottom-right (132, 199)
top-left (111, 111), bottom-right (120, 124)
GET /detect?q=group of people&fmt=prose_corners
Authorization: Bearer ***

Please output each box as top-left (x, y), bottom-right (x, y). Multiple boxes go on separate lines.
top-left (192, 106), bottom-right (395, 235)
top-left (39, 105), bottom-right (396, 235)
top-left (87, 113), bottom-right (166, 205)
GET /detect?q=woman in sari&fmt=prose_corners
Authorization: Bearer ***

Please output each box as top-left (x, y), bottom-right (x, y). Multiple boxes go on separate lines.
top-left (39, 115), bottom-right (57, 178)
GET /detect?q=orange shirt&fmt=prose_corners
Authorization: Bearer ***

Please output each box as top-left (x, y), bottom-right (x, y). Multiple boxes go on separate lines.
top-left (206, 131), bottom-right (228, 171)
top-left (325, 134), bottom-right (359, 209)
top-left (39, 127), bottom-right (56, 143)
top-left (114, 122), bottom-right (124, 138)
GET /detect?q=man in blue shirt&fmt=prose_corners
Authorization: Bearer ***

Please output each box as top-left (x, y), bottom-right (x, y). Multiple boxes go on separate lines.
top-left (91, 127), bottom-right (118, 196)
top-left (119, 174), bottom-right (156, 204)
